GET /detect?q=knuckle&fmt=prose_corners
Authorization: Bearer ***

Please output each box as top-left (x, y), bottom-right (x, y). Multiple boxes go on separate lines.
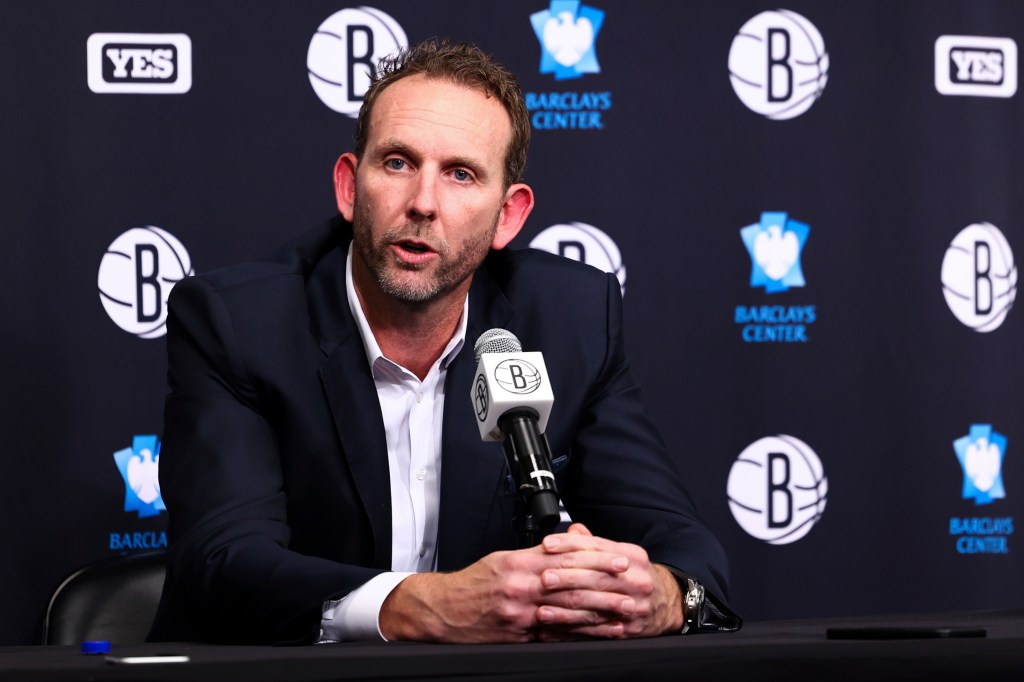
top-left (635, 574), bottom-right (654, 597)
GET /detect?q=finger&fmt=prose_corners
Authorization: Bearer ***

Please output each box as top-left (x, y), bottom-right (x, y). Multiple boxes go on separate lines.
top-left (542, 532), bottom-right (641, 559)
top-left (542, 567), bottom-right (633, 596)
top-left (536, 621), bottom-right (626, 641)
top-left (566, 522), bottom-right (592, 536)
top-left (543, 552), bottom-right (630, 580)
top-left (538, 589), bottom-right (636, 617)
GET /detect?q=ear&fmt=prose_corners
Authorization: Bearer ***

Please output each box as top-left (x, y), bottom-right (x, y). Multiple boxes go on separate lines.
top-left (490, 183), bottom-right (535, 250)
top-left (333, 153), bottom-right (359, 221)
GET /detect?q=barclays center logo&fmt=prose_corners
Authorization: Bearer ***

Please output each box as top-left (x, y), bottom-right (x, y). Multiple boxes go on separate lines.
top-left (526, 1), bottom-right (611, 130)
top-left (531, 0), bottom-right (603, 80)
top-left (110, 433), bottom-right (168, 551)
top-left (113, 435), bottom-right (165, 519)
top-left (949, 424), bottom-right (1013, 555)
top-left (735, 212), bottom-right (815, 343)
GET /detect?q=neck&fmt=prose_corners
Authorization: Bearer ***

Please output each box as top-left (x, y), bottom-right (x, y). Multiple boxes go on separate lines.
top-left (353, 269), bottom-right (469, 382)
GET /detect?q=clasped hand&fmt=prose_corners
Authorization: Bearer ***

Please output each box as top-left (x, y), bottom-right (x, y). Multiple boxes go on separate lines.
top-left (379, 523), bottom-right (683, 642)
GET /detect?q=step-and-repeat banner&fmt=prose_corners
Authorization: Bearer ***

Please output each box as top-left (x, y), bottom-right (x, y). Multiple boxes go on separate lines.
top-left (2, 0), bottom-right (1021, 644)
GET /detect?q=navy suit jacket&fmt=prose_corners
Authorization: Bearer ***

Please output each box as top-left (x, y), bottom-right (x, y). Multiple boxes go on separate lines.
top-left (149, 217), bottom-right (732, 644)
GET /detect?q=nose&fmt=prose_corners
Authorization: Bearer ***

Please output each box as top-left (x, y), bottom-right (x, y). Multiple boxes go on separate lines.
top-left (407, 171), bottom-right (438, 221)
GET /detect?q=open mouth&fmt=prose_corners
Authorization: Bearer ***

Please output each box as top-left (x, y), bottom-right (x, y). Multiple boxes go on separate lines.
top-left (399, 240), bottom-right (433, 254)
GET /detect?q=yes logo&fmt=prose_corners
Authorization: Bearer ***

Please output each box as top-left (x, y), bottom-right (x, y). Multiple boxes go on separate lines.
top-left (740, 212), bottom-right (809, 293)
top-left (954, 424), bottom-right (1007, 506)
top-left (935, 36), bottom-right (1018, 98)
top-left (87, 33), bottom-right (192, 94)
top-left (531, 1), bottom-right (604, 80)
top-left (113, 435), bottom-right (165, 519)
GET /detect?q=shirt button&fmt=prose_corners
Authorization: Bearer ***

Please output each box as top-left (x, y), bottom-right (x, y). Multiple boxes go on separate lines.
top-left (417, 469), bottom-right (426, 481)
top-left (415, 392), bottom-right (423, 403)
top-left (418, 546), bottom-right (426, 558)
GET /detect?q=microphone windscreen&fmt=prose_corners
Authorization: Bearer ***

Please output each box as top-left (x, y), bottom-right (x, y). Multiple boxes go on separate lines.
top-left (474, 328), bottom-right (522, 364)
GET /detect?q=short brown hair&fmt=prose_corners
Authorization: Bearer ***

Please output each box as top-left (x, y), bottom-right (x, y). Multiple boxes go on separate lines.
top-left (353, 39), bottom-right (530, 189)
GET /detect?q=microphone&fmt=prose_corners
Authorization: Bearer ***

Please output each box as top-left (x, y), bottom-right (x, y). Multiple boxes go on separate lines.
top-left (471, 328), bottom-right (560, 536)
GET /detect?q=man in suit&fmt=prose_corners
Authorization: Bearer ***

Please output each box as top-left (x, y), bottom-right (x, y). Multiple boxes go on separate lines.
top-left (150, 40), bottom-right (737, 645)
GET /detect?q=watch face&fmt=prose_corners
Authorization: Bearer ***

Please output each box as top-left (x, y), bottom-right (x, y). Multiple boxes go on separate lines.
top-left (682, 579), bottom-right (705, 634)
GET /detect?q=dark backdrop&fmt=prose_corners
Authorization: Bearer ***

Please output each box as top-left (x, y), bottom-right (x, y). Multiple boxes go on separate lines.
top-left (1, 0), bottom-right (1021, 645)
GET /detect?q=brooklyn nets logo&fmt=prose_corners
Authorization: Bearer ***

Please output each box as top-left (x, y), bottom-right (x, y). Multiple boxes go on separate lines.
top-left (97, 226), bottom-right (193, 339)
top-left (728, 9), bottom-right (829, 120)
top-left (727, 434), bottom-right (828, 544)
top-left (474, 374), bottom-right (489, 421)
top-left (941, 222), bottom-right (1017, 332)
top-left (307, 7), bottom-right (407, 117)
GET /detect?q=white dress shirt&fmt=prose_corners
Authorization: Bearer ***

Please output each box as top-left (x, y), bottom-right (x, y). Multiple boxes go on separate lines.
top-left (317, 244), bottom-right (467, 643)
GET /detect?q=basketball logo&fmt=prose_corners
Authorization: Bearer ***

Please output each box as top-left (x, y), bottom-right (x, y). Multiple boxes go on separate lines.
top-left (727, 435), bottom-right (828, 545)
top-left (307, 7), bottom-right (407, 117)
top-left (729, 10), bottom-right (829, 120)
top-left (529, 222), bottom-right (626, 296)
top-left (494, 360), bottom-right (542, 394)
top-left (474, 374), bottom-right (489, 421)
top-left (941, 222), bottom-right (1017, 332)
top-left (97, 226), bottom-right (193, 339)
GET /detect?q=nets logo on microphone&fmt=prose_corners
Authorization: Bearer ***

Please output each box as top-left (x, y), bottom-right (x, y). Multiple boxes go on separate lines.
top-left (948, 424), bottom-right (1013, 555)
top-left (935, 36), bottom-right (1017, 98)
top-left (87, 33), bottom-right (192, 94)
top-left (494, 360), bottom-right (543, 394)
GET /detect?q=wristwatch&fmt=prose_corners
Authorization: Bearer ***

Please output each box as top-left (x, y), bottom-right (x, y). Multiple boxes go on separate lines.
top-left (681, 577), bottom-right (706, 635)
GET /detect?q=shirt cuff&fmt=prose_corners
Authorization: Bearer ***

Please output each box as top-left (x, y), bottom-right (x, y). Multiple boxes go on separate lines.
top-left (317, 572), bottom-right (415, 643)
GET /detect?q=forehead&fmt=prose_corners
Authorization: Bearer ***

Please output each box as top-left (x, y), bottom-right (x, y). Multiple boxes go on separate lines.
top-left (366, 74), bottom-right (512, 161)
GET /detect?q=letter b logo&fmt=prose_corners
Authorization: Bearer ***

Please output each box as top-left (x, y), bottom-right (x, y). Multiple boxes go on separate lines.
top-left (727, 435), bottom-right (828, 544)
top-left (98, 226), bottom-right (193, 339)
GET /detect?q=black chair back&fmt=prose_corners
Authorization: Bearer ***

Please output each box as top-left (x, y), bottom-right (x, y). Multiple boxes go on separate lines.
top-left (42, 552), bottom-right (167, 646)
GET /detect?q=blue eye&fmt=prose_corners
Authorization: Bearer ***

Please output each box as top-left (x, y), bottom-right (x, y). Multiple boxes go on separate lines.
top-left (386, 158), bottom-right (405, 170)
top-left (453, 169), bottom-right (470, 181)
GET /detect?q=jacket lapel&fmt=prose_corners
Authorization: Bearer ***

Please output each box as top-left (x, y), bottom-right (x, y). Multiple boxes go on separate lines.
top-left (311, 236), bottom-right (393, 571)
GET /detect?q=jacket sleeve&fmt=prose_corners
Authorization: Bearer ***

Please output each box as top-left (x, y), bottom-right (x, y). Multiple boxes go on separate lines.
top-left (557, 273), bottom-right (740, 630)
top-left (150, 275), bottom-right (384, 644)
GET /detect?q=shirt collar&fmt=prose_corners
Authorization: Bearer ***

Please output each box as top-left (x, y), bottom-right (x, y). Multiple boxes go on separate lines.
top-left (345, 242), bottom-right (468, 374)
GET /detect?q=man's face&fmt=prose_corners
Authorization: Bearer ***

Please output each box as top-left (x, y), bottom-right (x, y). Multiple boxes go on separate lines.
top-left (347, 75), bottom-right (515, 304)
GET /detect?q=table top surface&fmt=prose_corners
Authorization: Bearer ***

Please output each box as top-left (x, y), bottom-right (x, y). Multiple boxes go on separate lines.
top-left (3, 609), bottom-right (1023, 681)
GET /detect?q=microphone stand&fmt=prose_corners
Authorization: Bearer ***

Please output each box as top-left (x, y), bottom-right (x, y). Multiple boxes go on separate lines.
top-left (499, 410), bottom-right (561, 548)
